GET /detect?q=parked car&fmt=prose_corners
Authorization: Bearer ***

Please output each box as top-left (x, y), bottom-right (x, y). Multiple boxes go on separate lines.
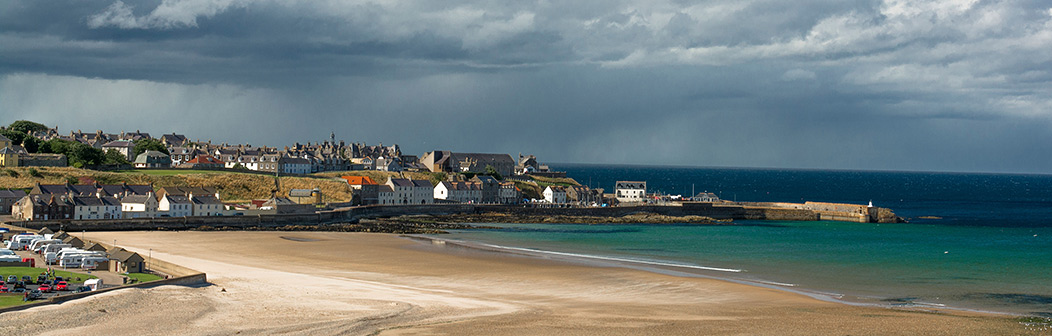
top-left (56, 281), bottom-right (69, 291)
top-left (11, 288), bottom-right (25, 293)
top-left (27, 289), bottom-right (42, 300)
top-left (14, 281), bottom-right (26, 289)
top-left (22, 275), bottom-right (32, 284)
top-left (55, 276), bottom-right (64, 282)
top-left (73, 286), bottom-right (91, 293)
top-left (38, 283), bottom-right (52, 293)
top-left (37, 275), bottom-right (47, 284)
top-left (6, 275), bottom-right (15, 283)
top-left (0, 286), bottom-right (7, 293)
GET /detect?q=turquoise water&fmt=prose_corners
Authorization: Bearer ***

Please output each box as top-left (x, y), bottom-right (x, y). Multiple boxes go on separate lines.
top-left (436, 165), bottom-right (1052, 316)
top-left (442, 221), bottom-right (1052, 316)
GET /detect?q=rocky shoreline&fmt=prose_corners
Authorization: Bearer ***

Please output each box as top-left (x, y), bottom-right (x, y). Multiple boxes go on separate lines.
top-left (165, 212), bottom-right (728, 234)
top-left (372, 212), bottom-right (730, 226)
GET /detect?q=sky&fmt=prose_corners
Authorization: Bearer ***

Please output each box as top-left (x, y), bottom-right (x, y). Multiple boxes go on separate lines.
top-left (2, 0), bottom-right (1051, 174)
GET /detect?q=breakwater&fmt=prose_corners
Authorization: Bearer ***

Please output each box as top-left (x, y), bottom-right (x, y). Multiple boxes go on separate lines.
top-left (2, 202), bottom-right (900, 232)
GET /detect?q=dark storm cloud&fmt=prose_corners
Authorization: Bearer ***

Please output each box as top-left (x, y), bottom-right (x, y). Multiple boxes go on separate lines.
top-left (2, 0), bottom-right (1052, 173)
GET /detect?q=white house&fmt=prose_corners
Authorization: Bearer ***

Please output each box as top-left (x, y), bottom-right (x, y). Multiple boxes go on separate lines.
top-left (101, 140), bottom-right (136, 161)
top-left (374, 157), bottom-right (402, 172)
top-left (386, 178), bottom-right (434, 205)
top-left (189, 193), bottom-right (224, 216)
top-left (434, 181), bottom-right (482, 203)
top-left (72, 194), bottom-right (122, 220)
top-left (282, 157), bottom-right (312, 175)
top-left (121, 192), bottom-right (159, 218)
top-left (615, 181), bottom-right (647, 204)
top-left (543, 186), bottom-right (567, 204)
top-left (377, 185), bottom-right (396, 205)
top-left (159, 195), bottom-right (193, 217)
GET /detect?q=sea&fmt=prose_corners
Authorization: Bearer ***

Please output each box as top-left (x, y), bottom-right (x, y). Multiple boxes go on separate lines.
top-left (434, 164), bottom-right (1052, 317)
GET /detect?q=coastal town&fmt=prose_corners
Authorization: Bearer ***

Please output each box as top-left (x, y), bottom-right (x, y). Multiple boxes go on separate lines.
top-left (1, 120), bottom-right (722, 222)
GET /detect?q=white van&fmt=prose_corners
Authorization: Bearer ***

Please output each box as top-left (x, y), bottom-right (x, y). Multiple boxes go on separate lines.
top-left (0, 249), bottom-right (16, 256)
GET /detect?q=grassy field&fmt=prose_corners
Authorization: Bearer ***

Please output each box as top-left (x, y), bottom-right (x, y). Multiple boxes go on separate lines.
top-left (0, 167), bottom-right (352, 202)
top-left (0, 267), bottom-right (98, 282)
top-left (125, 272), bottom-right (163, 283)
top-left (314, 170), bottom-right (446, 186)
top-left (114, 169), bottom-right (247, 176)
top-left (0, 294), bottom-right (27, 307)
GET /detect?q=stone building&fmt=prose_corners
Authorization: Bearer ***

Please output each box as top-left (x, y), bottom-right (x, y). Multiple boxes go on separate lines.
top-left (0, 190), bottom-right (28, 215)
top-left (421, 151), bottom-right (515, 177)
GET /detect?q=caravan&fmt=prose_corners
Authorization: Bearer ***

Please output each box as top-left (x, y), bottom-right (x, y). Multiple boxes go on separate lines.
top-left (7, 235), bottom-right (42, 250)
top-left (29, 239), bottom-right (61, 253)
top-left (41, 243), bottom-right (72, 255)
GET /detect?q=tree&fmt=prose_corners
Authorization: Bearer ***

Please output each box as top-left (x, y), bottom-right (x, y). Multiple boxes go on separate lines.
top-left (68, 144), bottom-right (104, 168)
top-left (133, 138), bottom-right (169, 156)
top-left (105, 149), bottom-right (130, 165)
top-left (0, 129), bottom-right (26, 145)
top-left (41, 138), bottom-right (104, 167)
top-left (7, 120), bottom-right (47, 134)
top-left (484, 165), bottom-right (503, 180)
top-left (21, 136), bottom-right (41, 153)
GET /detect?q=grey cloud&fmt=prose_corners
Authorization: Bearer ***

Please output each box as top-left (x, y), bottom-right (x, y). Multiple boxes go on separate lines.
top-left (2, 0), bottom-right (1052, 173)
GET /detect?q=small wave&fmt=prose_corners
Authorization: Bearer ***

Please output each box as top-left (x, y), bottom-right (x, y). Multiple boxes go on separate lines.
top-left (478, 243), bottom-right (743, 273)
top-left (749, 279), bottom-right (797, 287)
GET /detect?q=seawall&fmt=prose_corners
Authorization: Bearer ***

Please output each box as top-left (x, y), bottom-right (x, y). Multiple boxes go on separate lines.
top-left (3, 201), bottom-right (899, 232)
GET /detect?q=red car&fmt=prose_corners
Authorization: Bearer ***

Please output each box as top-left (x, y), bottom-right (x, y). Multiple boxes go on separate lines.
top-left (0, 286), bottom-right (8, 293)
top-left (55, 281), bottom-right (68, 291)
top-left (38, 283), bottom-right (52, 293)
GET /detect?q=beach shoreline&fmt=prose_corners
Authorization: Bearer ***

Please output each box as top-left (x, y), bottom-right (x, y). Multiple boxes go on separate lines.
top-left (0, 231), bottom-right (1040, 335)
top-left (407, 234), bottom-right (1027, 318)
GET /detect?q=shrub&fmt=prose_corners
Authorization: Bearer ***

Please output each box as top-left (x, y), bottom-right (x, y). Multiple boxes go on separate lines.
top-left (27, 168), bottom-right (42, 178)
top-left (4, 169), bottom-right (18, 177)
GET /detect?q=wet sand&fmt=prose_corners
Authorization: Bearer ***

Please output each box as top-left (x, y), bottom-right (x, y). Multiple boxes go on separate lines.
top-left (0, 231), bottom-right (1037, 335)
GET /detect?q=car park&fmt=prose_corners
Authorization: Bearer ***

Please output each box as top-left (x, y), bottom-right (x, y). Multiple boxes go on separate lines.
top-left (11, 288), bottom-right (25, 293)
top-left (0, 286), bottom-right (7, 293)
top-left (6, 275), bottom-right (15, 283)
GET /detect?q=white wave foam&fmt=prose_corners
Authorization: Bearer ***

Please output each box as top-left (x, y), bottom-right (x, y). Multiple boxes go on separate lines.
top-left (478, 243), bottom-right (743, 273)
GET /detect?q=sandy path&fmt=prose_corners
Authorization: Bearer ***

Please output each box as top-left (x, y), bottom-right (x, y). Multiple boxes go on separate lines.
top-left (0, 231), bottom-right (1037, 335)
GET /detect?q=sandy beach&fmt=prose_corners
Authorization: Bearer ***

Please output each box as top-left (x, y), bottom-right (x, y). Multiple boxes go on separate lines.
top-left (0, 231), bottom-right (1037, 335)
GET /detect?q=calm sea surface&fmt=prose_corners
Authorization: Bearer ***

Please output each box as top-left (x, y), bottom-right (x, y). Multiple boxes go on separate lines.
top-left (437, 164), bottom-right (1052, 316)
